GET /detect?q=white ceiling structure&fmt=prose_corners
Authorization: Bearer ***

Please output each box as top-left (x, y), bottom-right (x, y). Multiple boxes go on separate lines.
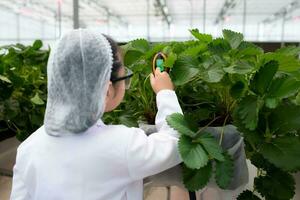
top-left (0, 0), bottom-right (299, 45)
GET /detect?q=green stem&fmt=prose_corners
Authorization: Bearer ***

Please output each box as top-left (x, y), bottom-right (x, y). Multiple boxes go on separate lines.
top-left (196, 115), bottom-right (222, 136)
top-left (219, 114), bottom-right (229, 146)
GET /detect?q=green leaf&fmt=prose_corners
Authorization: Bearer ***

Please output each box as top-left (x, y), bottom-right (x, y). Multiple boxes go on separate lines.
top-left (197, 132), bottom-right (224, 161)
top-left (190, 29), bottom-right (213, 43)
top-left (30, 93), bottom-right (44, 105)
top-left (296, 92), bottom-right (300, 105)
top-left (171, 55), bottom-right (199, 85)
top-left (276, 46), bottom-right (300, 57)
top-left (208, 38), bottom-right (231, 55)
top-left (251, 60), bottom-right (278, 95)
top-left (222, 29), bottom-right (244, 49)
top-left (262, 52), bottom-right (300, 72)
top-left (182, 161), bottom-right (212, 191)
top-left (267, 76), bottom-right (300, 100)
top-left (264, 98), bottom-right (279, 109)
top-left (260, 136), bottom-right (300, 171)
top-left (269, 104), bottom-right (300, 134)
top-left (215, 152), bottom-right (234, 189)
top-left (224, 61), bottom-right (254, 74)
top-left (235, 95), bottom-right (263, 131)
top-left (237, 41), bottom-right (264, 57)
top-left (237, 190), bottom-right (261, 200)
top-left (0, 75), bottom-right (12, 83)
top-left (254, 169), bottom-right (295, 200)
top-left (32, 40), bottom-right (43, 50)
top-left (123, 50), bottom-right (144, 66)
top-left (179, 135), bottom-right (209, 169)
top-left (166, 113), bottom-right (197, 137)
top-left (230, 81), bottom-right (247, 99)
top-left (200, 62), bottom-right (225, 83)
top-left (129, 38), bottom-right (150, 53)
top-left (164, 52), bottom-right (177, 68)
top-left (180, 44), bottom-right (207, 57)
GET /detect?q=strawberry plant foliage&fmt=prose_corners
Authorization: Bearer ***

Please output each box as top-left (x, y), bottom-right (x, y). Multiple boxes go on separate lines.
top-left (109, 29), bottom-right (300, 198)
top-left (0, 40), bottom-right (49, 141)
top-left (1, 29), bottom-right (299, 199)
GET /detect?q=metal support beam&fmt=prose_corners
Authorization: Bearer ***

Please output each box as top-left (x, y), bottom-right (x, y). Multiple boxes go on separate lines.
top-left (203, 0), bottom-right (206, 32)
top-left (58, 0), bottom-right (62, 37)
top-left (242, 0), bottom-right (247, 35)
top-left (281, 12), bottom-right (287, 47)
top-left (16, 13), bottom-right (20, 43)
top-left (215, 0), bottom-right (238, 24)
top-left (73, 0), bottom-right (79, 29)
top-left (146, 0), bottom-right (150, 40)
top-left (263, 0), bottom-right (300, 24)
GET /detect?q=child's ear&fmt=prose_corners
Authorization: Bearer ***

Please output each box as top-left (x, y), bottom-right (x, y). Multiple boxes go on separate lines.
top-left (104, 81), bottom-right (114, 112)
top-left (106, 81), bottom-right (114, 99)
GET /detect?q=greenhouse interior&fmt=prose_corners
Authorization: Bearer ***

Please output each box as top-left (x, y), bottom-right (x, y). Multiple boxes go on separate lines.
top-left (1, 0), bottom-right (300, 200)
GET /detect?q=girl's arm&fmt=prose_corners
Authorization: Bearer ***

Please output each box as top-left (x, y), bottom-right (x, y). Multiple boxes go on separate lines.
top-left (126, 89), bottom-right (183, 181)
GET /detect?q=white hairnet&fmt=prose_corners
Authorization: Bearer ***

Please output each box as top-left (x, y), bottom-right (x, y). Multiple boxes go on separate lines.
top-left (44, 29), bottom-right (113, 136)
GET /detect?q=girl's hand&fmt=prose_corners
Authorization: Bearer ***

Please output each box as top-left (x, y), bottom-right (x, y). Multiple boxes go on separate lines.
top-left (150, 68), bottom-right (174, 94)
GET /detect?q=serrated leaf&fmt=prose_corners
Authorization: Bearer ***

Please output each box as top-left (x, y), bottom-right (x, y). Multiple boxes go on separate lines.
top-left (235, 95), bottom-right (263, 131)
top-left (0, 75), bottom-right (12, 83)
top-left (276, 46), bottom-right (300, 57)
top-left (267, 76), bottom-right (300, 100)
top-left (254, 169), bottom-right (295, 200)
top-left (215, 152), bottom-right (234, 189)
top-left (164, 52), bottom-right (177, 68)
top-left (224, 61), bottom-right (254, 74)
top-left (197, 132), bottom-right (224, 161)
top-left (123, 50), bottom-right (144, 66)
top-left (237, 41), bottom-right (264, 57)
top-left (166, 113), bottom-right (197, 137)
top-left (179, 135), bottom-right (209, 169)
top-left (200, 62), bottom-right (225, 83)
top-left (230, 81), bottom-right (247, 99)
top-left (250, 153), bottom-right (275, 172)
top-left (269, 104), bottom-right (300, 134)
top-left (296, 92), bottom-right (300, 105)
top-left (129, 38), bottom-right (150, 53)
top-left (182, 161), bottom-right (212, 191)
top-left (180, 44), bottom-right (207, 57)
top-left (251, 60), bottom-right (278, 95)
top-left (262, 52), bottom-right (300, 72)
top-left (223, 29), bottom-right (244, 49)
top-left (264, 98), bottom-right (279, 109)
top-left (260, 136), bottom-right (300, 171)
top-left (30, 93), bottom-right (44, 105)
top-left (32, 40), bottom-right (43, 50)
top-left (171, 55), bottom-right (199, 85)
top-left (237, 190), bottom-right (261, 200)
top-left (190, 29), bottom-right (213, 43)
top-left (208, 38), bottom-right (231, 55)
top-left (162, 46), bottom-right (172, 54)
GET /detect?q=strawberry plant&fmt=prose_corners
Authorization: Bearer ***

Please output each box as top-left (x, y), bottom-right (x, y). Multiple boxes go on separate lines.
top-left (103, 29), bottom-right (300, 199)
top-left (0, 30), bottom-right (299, 199)
top-left (0, 40), bottom-right (49, 141)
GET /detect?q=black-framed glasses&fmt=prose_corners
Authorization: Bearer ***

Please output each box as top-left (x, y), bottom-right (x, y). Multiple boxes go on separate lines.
top-left (111, 67), bottom-right (133, 89)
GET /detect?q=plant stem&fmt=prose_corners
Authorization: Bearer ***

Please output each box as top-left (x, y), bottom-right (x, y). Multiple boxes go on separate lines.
top-left (196, 115), bottom-right (221, 135)
top-left (219, 114), bottom-right (229, 146)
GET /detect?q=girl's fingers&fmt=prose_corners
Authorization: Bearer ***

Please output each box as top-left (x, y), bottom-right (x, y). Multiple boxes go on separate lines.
top-left (150, 73), bottom-right (155, 85)
top-left (155, 67), bottom-right (161, 76)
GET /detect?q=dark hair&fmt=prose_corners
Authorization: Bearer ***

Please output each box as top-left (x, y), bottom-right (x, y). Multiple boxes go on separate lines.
top-left (103, 34), bottom-right (122, 82)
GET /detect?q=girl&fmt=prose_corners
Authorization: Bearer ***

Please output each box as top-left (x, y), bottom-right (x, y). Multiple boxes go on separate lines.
top-left (10, 29), bottom-right (183, 199)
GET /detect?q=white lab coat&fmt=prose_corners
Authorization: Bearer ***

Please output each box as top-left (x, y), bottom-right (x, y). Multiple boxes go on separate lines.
top-left (10, 90), bottom-right (183, 200)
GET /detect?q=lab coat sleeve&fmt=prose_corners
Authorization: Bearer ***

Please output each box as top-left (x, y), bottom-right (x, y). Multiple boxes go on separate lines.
top-left (10, 159), bottom-right (30, 199)
top-left (126, 89), bottom-right (183, 180)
